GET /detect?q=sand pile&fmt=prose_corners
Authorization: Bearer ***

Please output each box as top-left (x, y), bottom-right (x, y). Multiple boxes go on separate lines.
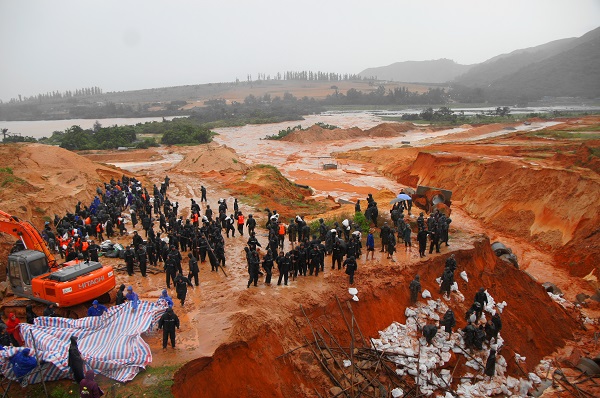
top-left (281, 122), bottom-right (412, 144)
top-left (173, 143), bottom-right (248, 173)
top-left (0, 143), bottom-right (127, 225)
top-left (224, 164), bottom-right (318, 218)
top-left (366, 122), bottom-right (414, 137)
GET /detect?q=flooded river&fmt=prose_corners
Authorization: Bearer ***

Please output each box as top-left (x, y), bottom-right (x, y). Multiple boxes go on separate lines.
top-left (0, 116), bottom-right (184, 139)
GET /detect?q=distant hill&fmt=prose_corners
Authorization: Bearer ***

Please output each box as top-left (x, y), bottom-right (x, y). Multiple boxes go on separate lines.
top-left (454, 26), bottom-right (600, 99)
top-left (489, 35), bottom-right (600, 99)
top-left (454, 37), bottom-right (578, 87)
top-left (358, 59), bottom-right (473, 83)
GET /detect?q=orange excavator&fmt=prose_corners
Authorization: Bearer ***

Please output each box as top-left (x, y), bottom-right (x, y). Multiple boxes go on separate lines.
top-left (0, 210), bottom-right (115, 308)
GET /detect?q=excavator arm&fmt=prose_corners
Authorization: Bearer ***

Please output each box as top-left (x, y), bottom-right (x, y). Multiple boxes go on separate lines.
top-left (0, 210), bottom-right (57, 268)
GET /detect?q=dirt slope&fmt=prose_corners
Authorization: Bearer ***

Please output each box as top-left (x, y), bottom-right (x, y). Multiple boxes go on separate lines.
top-left (0, 143), bottom-right (128, 224)
top-left (172, 237), bottom-right (577, 397)
top-left (172, 143), bottom-right (248, 173)
top-left (338, 127), bottom-right (600, 280)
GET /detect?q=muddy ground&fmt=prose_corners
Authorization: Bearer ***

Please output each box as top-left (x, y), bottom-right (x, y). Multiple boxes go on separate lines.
top-left (0, 115), bottom-right (599, 397)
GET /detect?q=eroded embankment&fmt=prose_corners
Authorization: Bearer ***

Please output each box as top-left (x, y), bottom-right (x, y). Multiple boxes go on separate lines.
top-left (172, 237), bottom-right (576, 397)
top-left (396, 152), bottom-right (600, 278)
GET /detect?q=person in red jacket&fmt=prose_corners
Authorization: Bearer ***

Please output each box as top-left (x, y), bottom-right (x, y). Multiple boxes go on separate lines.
top-left (5, 313), bottom-right (23, 346)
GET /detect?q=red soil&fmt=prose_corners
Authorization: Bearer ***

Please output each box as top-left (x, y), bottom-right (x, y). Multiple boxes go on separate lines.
top-left (172, 237), bottom-right (577, 397)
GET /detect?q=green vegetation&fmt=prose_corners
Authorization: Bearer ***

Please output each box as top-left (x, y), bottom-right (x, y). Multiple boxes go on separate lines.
top-left (323, 86), bottom-right (449, 106)
top-left (0, 166), bottom-right (25, 188)
top-left (264, 125), bottom-right (302, 140)
top-left (309, 211), bottom-right (370, 236)
top-left (525, 119), bottom-right (600, 140)
top-left (530, 130), bottom-right (600, 140)
top-left (36, 118), bottom-right (214, 150)
top-left (314, 122), bottom-right (339, 130)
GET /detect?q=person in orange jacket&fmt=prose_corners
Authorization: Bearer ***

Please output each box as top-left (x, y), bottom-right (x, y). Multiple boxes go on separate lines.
top-left (237, 212), bottom-right (245, 236)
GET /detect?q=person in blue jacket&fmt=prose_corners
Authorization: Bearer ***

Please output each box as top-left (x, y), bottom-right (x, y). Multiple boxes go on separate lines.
top-left (157, 289), bottom-right (174, 308)
top-left (125, 286), bottom-right (140, 311)
top-left (87, 300), bottom-right (108, 317)
top-left (366, 232), bottom-right (375, 260)
top-left (9, 348), bottom-right (37, 381)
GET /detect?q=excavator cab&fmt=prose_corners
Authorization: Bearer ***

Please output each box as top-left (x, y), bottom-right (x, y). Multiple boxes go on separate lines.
top-left (7, 250), bottom-right (50, 298)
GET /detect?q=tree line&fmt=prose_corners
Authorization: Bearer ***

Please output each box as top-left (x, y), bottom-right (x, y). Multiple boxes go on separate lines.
top-left (30, 118), bottom-right (214, 150)
top-left (246, 71), bottom-right (373, 82)
top-left (5, 86), bottom-right (104, 104)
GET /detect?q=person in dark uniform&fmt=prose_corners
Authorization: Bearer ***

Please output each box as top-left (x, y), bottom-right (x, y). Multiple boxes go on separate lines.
top-left (491, 313), bottom-right (502, 338)
top-left (343, 256), bottom-right (357, 284)
top-left (262, 249), bottom-right (274, 284)
top-left (164, 256), bottom-right (177, 289)
top-left (331, 238), bottom-right (344, 270)
top-left (88, 240), bottom-right (100, 262)
top-left (132, 230), bottom-right (143, 249)
top-left (136, 244), bottom-right (147, 277)
top-left (440, 268), bottom-right (454, 297)
top-left (474, 287), bottom-right (488, 311)
top-left (485, 348), bottom-right (497, 377)
top-left (115, 284), bottom-right (126, 305)
top-left (417, 229), bottom-right (429, 258)
top-left (25, 305), bottom-right (38, 324)
top-left (428, 225), bottom-right (440, 254)
top-left (463, 322), bottom-right (477, 350)
top-left (423, 324), bottom-right (438, 345)
top-left (247, 249), bottom-right (260, 288)
top-left (246, 214), bottom-right (257, 236)
top-left (124, 246), bottom-right (135, 276)
top-left (380, 222), bottom-right (390, 252)
top-left (158, 307), bottom-right (180, 350)
top-left (441, 309), bottom-right (456, 335)
top-left (187, 252), bottom-right (199, 286)
top-left (409, 275), bottom-right (422, 304)
top-left (174, 272), bottom-right (193, 306)
top-left (68, 336), bottom-right (85, 383)
top-left (200, 185), bottom-right (207, 203)
top-left (276, 251), bottom-right (290, 286)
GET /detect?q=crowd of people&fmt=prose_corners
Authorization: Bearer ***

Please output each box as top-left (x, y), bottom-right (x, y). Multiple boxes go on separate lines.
top-left (0, 173), bottom-right (466, 394)
top-left (410, 254), bottom-right (504, 378)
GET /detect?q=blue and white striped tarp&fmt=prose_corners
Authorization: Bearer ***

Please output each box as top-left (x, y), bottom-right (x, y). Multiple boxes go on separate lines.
top-left (1, 300), bottom-right (166, 384)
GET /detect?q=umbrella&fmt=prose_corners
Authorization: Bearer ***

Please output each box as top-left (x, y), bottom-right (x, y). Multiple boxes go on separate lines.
top-left (390, 194), bottom-right (412, 204)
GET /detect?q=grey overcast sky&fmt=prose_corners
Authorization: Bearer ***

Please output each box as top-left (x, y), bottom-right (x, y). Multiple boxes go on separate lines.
top-left (1, 0), bottom-right (599, 101)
